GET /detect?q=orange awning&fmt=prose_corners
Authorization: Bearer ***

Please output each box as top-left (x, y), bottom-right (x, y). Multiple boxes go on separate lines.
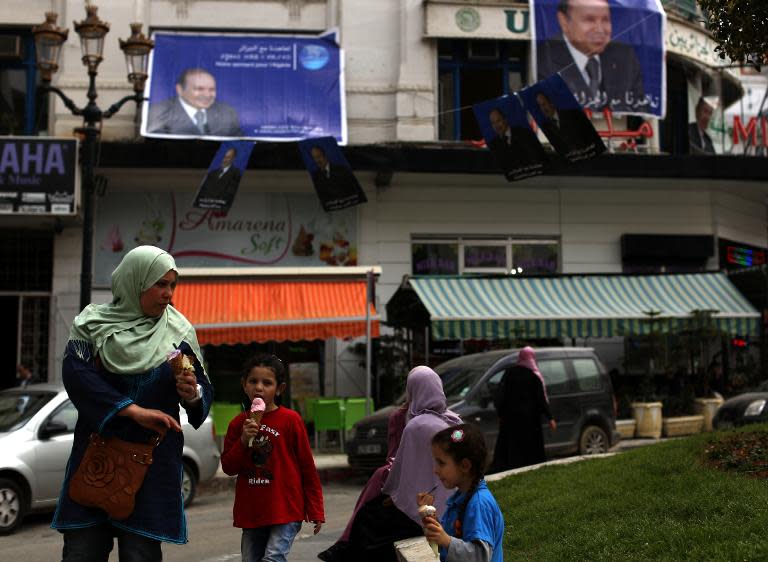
top-left (172, 279), bottom-right (379, 345)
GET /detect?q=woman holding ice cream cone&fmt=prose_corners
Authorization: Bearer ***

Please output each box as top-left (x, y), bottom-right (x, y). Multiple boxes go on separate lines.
top-left (52, 245), bottom-right (212, 561)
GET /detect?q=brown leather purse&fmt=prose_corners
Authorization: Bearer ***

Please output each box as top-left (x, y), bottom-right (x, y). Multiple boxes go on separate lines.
top-left (69, 432), bottom-right (161, 520)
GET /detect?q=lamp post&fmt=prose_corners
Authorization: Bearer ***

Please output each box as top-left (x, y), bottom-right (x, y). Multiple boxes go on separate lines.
top-left (32, 6), bottom-right (153, 311)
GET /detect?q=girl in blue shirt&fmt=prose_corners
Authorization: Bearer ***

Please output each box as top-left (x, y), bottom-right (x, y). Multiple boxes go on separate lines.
top-left (419, 424), bottom-right (505, 562)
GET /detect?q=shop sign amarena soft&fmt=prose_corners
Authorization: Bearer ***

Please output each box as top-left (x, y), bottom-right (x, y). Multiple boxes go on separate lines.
top-left (425, 1), bottom-right (719, 69)
top-left (0, 137), bottom-right (77, 215)
top-left (94, 191), bottom-right (358, 286)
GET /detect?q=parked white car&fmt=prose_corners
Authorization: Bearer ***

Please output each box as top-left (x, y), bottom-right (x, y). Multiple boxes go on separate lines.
top-left (0, 383), bottom-right (220, 534)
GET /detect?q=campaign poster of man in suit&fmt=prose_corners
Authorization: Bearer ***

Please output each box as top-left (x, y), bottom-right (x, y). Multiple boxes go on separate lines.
top-left (688, 97), bottom-right (716, 155)
top-left (520, 74), bottom-right (606, 162)
top-left (193, 141), bottom-right (253, 212)
top-left (532, 0), bottom-right (665, 117)
top-left (473, 96), bottom-right (546, 182)
top-left (147, 68), bottom-right (243, 138)
top-left (299, 137), bottom-right (367, 212)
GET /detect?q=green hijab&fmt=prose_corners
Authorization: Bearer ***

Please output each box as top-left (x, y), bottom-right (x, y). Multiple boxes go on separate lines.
top-left (69, 245), bottom-right (207, 379)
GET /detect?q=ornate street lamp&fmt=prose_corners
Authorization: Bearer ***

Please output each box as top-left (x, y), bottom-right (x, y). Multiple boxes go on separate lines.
top-left (32, 5), bottom-right (153, 312)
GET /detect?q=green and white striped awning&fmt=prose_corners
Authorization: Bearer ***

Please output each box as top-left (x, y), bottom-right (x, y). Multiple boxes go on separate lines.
top-left (408, 273), bottom-right (759, 340)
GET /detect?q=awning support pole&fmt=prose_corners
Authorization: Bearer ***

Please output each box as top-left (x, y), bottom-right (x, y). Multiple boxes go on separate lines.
top-left (365, 270), bottom-right (373, 416)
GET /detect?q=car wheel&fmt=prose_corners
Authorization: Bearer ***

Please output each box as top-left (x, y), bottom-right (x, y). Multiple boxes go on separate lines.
top-left (579, 425), bottom-right (609, 455)
top-left (181, 461), bottom-right (198, 508)
top-left (0, 478), bottom-right (26, 534)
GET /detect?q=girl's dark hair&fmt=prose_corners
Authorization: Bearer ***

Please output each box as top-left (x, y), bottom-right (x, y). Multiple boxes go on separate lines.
top-left (241, 354), bottom-right (287, 385)
top-left (432, 423), bottom-right (487, 481)
top-left (432, 424), bottom-right (488, 537)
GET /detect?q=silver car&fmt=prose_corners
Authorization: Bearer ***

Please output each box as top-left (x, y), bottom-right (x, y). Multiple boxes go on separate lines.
top-left (0, 383), bottom-right (220, 534)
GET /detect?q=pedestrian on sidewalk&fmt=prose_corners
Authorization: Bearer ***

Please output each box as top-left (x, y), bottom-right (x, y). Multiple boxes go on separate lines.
top-left (52, 245), bottom-right (213, 560)
top-left (337, 366), bottom-right (462, 562)
top-left (490, 346), bottom-right (556, 472)
top-left (222, 354), bottom-right (324, 562)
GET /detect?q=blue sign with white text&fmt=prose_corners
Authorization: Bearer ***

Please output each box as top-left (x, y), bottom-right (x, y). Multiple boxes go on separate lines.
top-left (141, 32), bottom-right (346, 143)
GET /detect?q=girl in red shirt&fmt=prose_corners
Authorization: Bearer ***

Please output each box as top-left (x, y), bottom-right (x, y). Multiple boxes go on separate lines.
top-left (222, 354), bottom-right (324, 561)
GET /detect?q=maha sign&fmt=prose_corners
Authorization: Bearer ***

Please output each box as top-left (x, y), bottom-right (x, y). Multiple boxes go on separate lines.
top-left (0, 138), bottom-right (77, 215)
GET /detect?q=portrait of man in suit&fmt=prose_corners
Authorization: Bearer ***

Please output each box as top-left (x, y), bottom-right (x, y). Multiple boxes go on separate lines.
top-left (194, 147), bottom-right (243, 210)
top-left (534, 91), bottom-right (603, 158)
top-left (147, 68), bottom-right (243, 137)
top-left (537, 0), bottom-right (645, 113)
top-left (487, 108), bottom-right (546, 180)
top-left (310, 145), bottom-right (365, 210)
top-left (688, 97), bottom-right (715, 155)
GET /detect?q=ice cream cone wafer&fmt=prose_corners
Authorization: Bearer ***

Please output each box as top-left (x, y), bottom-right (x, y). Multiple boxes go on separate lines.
top-left (247, 397), bottom-right (266, 447)
top-left (418, 504), bottom-right (439, 558)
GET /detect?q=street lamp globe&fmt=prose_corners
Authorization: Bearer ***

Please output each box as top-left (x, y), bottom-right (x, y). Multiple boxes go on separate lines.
top-left (74, 5), bottom-right (110, 73)
top-left (119, 23), bottom-right (154, 93)
top-left (32, 12), bottom-right (69, 82)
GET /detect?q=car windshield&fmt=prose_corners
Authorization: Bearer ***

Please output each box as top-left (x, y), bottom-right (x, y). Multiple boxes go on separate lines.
top-left (0, 391), bottom-right (56, 432)
top-left (434, 353), bottom-right (508, 401)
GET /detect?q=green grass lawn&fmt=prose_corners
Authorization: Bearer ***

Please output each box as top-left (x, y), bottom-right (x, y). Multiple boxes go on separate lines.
top-left (489, 424), bottom-right (768, 561)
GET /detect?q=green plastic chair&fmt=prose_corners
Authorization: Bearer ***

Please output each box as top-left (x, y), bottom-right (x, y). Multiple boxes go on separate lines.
top-left (212, 403), bottom-right (242, 436)
top-left (344, 397), bottom-right (373, 432)
top-left (313, 399), bottom-right (345, 451)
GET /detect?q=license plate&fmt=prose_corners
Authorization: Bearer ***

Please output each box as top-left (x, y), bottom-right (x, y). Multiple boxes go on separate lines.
top-left (357, 444), bottom-right (382, 455)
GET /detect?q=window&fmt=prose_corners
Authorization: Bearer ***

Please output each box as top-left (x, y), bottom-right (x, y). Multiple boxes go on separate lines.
top-left (48, 401), bottom-right (78, 433)
top-left (538, 359), bottom-right (570, 396)
top-left (572, 358), bottom-right (603, 392)
top-left (412, 236), bottom-right (559, 275)
top-left (412, 241), bottom-right (459, 275)
top-left (0, 29), bottom-right (45, 135)
top-left (438, 40), bottom-right (528, 140)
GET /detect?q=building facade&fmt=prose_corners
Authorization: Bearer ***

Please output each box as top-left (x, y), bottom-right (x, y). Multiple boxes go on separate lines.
top-left (1, 0), bottom-right (766, 400)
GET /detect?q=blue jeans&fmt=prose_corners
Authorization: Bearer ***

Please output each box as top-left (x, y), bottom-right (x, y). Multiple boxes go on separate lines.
top-left (62, 523), bottom-right (162, 561)
top-left (241, 521), bottom-right (303, 562)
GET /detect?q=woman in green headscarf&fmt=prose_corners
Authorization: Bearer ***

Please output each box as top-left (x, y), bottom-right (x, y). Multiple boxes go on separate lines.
top-left (52, 246), bottom-right (213, 561)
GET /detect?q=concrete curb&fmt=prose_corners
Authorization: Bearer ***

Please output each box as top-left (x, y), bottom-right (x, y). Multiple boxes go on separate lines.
top-left (485, 437), bottom-right (664, 482)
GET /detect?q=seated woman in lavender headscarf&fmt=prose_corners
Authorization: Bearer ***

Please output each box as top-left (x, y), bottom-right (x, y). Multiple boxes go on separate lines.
top-left (338, 366), bottom-right (462, 562)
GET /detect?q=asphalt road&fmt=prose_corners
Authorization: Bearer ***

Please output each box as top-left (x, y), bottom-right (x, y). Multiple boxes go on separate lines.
top-left (0, 476), bottom-right (367, 562)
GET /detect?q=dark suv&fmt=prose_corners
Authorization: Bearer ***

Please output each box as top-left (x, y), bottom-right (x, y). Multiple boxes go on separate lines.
top-left (346, 347), bottom-right (620, 470)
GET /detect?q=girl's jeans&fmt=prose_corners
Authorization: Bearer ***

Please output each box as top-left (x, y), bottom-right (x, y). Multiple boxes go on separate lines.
top-left (241, 521), bottom-right (303, 562)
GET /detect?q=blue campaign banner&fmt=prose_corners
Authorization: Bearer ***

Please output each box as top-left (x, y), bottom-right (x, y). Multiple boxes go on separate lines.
top-left (473, 95), bottom-right (546, 182)
top-left (298, 136), bottom-right (366, 212)
top-left (520, 74), bottom-right (606, 162)
top-left (531, 0), bottom-right (666, 117)
top-left (193, 141), bottom-right (254, 213)
top-left (141, 32), bottom-right (346, 143)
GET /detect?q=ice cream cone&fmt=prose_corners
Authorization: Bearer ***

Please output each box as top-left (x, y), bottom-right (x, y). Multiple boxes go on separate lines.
top-left (247, 397), bottom-right (266, 447)
top-left (418, 504), bottom-right (439, 558)
top-left (167, 349), bottom-right (194, 378)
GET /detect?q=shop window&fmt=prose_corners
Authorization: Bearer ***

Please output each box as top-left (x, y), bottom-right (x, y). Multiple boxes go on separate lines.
top-left (572, 358), bottom-right (602, 392)
top-left (512, 243), bottom-right (559, 275)
top-left (438, 39), bottom-right (527, 141)
top-left (412, 242), bottom-right (459, 275)
top-left (0, 30), bottom-right (45, 135)
top-left (412, 237), bottom-right (559, 275)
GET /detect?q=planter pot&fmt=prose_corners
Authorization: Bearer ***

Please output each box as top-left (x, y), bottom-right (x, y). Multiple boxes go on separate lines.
top-left (616, 419), bottom-right (637, 439)
top-left (630, 401), bottom-right (663, 439)
top-left (662, 415), bottom-right (705, 437)
top-left (694, 397), bottom-right (725, 431)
